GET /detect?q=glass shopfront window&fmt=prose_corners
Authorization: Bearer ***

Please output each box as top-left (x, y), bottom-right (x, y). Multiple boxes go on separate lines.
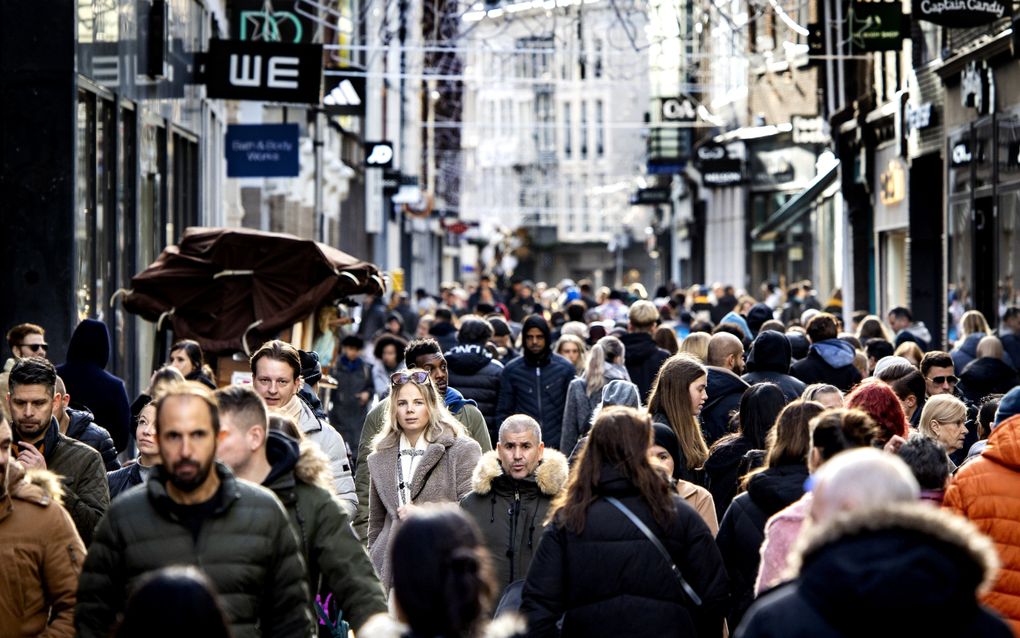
top-left (999, 189), bottom-right (1020, 311)
top-left (948, 200), bottom-right (973, 308)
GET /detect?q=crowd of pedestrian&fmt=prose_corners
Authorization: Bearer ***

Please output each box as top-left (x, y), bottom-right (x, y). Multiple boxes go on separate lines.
top-left (5, 275), bottom-right (1020, 637)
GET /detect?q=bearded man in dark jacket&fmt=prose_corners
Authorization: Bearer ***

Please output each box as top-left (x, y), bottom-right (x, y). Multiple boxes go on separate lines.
top-left (741, 330), bottom-right (807, 403)
top-left (461, 415), bottom-right (569, 600)
top-left (496, 315), bottom-right (577, 448)
top-left (446, 317), bottom-right (504, 442)
top-left (703, 333), bottom-right (751, 445)
top-left (77, 382), bottom-right (315, 638)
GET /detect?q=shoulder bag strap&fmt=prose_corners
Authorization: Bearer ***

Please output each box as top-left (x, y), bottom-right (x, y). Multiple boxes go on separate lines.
top-left (604, 496), bottom-right (703, 607)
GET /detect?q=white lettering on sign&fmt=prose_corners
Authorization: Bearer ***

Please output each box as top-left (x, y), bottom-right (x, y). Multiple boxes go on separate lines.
top-left (229, 54), bottom-right (262, 87)
top-left (366, 144), bottom-right (394, 166)
top-left (792, 116), bottom-right (829, 144)
top-left (268, 56), bottom-right (300, 89)
top-left (906, 103), bottom-right (933, 130)
top-left (952, 143), bottom-right (973, 165)
top-left (920, 0), bottom-right (1004, 15)
top-left (230, 138), bottom-right (295, 162)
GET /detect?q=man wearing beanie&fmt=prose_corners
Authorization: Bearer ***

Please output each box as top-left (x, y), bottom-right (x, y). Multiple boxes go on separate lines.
top-left (649, 423), bottom-right (718, 534)
top-left (496, 315), bottom-right (576, 448)
top-left (945, 385), bottom-right (1020, 633)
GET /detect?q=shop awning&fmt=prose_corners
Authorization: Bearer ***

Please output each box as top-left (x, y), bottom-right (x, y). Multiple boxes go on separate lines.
top-left (750, 161), bottom-right (839, 240)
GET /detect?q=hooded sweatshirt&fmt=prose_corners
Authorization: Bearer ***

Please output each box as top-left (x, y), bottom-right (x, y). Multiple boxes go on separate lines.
top-left (560, 366), bottom-right (632, 453)
top-left (742, 331), bottom-right (807, 402)
top-left (446, 344), bottom-right (503, 439)
top-left (790, 338), bottom-right (862, 393)
top-left (57, 319), bottom-right (132, 452)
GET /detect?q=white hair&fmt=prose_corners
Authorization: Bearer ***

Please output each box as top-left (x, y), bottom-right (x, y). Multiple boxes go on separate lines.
top-left (498, 415), bottom-right (542, 443)
top-left (811, 448), bottom-right (919, 523)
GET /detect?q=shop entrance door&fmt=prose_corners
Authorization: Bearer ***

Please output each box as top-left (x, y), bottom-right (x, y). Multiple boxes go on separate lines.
top-left (974, 196), bottom-right (997, 322)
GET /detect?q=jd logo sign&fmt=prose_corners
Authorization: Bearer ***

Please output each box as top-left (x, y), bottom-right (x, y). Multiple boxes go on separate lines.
top-left (365, 141), bottom-right (394, 168)
top-left (203, 40), bottom-right (322, 103)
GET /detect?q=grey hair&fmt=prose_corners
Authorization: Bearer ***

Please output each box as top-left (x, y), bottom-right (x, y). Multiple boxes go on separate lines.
top-left (498, 414), bottom-right (542, 443)
top-left (811, 448), bottom-right (920, 523)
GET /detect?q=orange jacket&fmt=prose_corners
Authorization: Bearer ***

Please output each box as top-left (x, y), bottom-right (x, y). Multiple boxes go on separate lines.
top-left (945, 414), bottom-right (1020, 636)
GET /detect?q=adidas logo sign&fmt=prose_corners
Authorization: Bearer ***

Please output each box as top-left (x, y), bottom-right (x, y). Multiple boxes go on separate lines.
top-left (325, 79), bottom-right (362, 106)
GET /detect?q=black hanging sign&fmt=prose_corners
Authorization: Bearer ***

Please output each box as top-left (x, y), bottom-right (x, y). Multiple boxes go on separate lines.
top-left (849, 0), bottom-right (907, 52)
top-left (913, 0), bottom-right (1009, 27)
top-left (695, 142), bottom-right (746, 186)
top-left (203, 39), bottom-right (322, 104)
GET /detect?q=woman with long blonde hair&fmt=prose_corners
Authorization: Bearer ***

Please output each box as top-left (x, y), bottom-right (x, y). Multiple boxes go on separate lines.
top-left (952, 309), bottom-right (995, 373)
top-left (554, 334), bottom-right (589, 377)
top-left (367, 369), bottom-right (482, 588)
top-left (646, 354), bottom-right (710, 485)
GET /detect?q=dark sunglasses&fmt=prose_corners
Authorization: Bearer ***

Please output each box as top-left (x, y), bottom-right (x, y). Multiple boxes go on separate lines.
top-left (18, 342), bottom-right (48, 352)
top-left (391, 370), bottom-right (430, 386)
top-left (930, 375), bottom-right (959, 385)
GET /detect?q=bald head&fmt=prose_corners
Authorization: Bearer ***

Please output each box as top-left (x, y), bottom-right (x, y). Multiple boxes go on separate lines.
top-left (708, 332), bottom-right (745, 373)
top-left (52, 376), bottom-right (70, 428)
top-left (810, 448), bottom-right (919, 523)
top-left (976, 335), bottom-right (1004, 360)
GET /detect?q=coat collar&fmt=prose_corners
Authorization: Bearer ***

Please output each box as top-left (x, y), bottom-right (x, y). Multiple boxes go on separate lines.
top-left (470, 448), bottom-right (569, 497)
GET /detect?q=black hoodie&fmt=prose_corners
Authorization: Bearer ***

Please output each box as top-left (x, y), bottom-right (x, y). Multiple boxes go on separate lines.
top-left (57, 319), bottom-right (131, 451)
top-left (701, 367), bottom-right (750, 445)
top-left (445, 344), bottom-right (504, 440)
top-left (741, 331), bottom-right (807, 402)
top-left (619, 332), bottom-right (670, 400)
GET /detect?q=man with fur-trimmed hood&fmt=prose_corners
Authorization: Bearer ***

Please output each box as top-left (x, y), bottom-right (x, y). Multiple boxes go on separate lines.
top-left (215, 386), bottom-right (386, 636)
top-left (460, 414), bottom-right (569, 600)
top-left (0, 416), bottom-right (85, 638)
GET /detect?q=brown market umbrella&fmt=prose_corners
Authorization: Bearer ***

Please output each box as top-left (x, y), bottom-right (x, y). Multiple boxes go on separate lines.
top-left (122, 227), bottom-right (385, 354)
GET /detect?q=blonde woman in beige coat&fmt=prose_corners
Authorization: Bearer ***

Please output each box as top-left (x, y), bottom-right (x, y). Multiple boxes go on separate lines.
top-left (367, 369), bottom-right (482, 588)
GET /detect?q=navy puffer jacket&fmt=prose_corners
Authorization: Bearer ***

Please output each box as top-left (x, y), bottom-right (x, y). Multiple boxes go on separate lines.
top-left (446, 344), bottom-right (503, 441)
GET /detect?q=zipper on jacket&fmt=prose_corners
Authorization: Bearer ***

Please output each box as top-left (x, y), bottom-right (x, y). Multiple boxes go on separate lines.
top-left (535, 368), bottom-right (543, 423)
top-left (507, 488), bottom-right (521, 582)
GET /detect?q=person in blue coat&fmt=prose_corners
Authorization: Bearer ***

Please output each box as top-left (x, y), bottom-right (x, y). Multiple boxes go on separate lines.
top-left (496, 315), bottom-right (577, 449)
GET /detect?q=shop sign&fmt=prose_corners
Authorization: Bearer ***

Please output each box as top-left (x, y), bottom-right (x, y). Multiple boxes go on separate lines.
top-left (364, 141), bottom-right (394, 168)
top-left (695, 141), bottom-right (746, 186)
top-left (913, 0), bottom-right (1009, 28)
top-left (905, 102), bottom-right (934, 130)
top-left (323, 73), bottom-right (366, 115)
top-left (792, 115), bottom-right (829, 145)
top-left (879, 159), bottom-right (906, 205)
top-left (630, 187), bottom-right (672, 205)
top-left (951, 141), bottom-right (974, 166)
top-left (849, 0), bottom-right (906, 52)
top-left (660, 97), bottom-right (697, 122)
top-left (225, 124), bottom-right (300, 177)
top-left (203, 40), bottom-right (322, 104)
top-left (961, 60), bottom-right (994, 116)
top-left (229, 0), bottom-right (317, 44)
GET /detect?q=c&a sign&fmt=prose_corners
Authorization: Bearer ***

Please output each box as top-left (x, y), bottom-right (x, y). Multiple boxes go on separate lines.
top-left (203, 40), bottom-right (322, 104)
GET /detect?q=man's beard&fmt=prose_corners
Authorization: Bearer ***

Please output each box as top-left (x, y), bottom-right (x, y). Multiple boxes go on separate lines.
top-left (14, 418), bottom-right (48, 441)
top-left (168, 458), bottom-right (213, 493)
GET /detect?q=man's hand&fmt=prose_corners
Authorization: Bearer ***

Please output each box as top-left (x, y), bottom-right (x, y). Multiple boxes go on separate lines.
top-left (397, 504), bottom-right (420, 520)
top-left (358, 391), bottom-right (371, 406)
top-left (17, 442), bottom-right (47, 470)
top-left (883, 434), bottom-right (907, 455)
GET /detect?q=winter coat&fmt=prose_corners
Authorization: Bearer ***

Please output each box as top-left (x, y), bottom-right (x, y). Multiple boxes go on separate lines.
top-left (754, 492), bottom-right (810, 595)
top-left (959, 356), bottom-right (1020, 405)
top-left (736, 504), bottom-right (1011, 638)
top-left (894, 321), bottom-right (932, 352)
top-left (76, 462), bottom-right (315, 638)
top-left (290, 396), bottom-right (358, 507)
top-left (329, 356), bottom-right (375, 463)
top-left (619, 332), bottom-right (671, 400)
top-left (677, 479), bottom-right (719, 536)
top-left (352, 390), bottom-right (492, 540)
top-left (185, 369), bottom-right (217, 389)
top-left (945, 413), bottom-right (1020, 633)
top-left (651, 411), bottom-right (704, 487)
top-left (367, 430), bottom-right (482, 587)
top-left (1003, 332), bottom-right (1020, 372)
top-left (64, 407), bottom-right (118, 471)
top-left (446, 344), bottom-right (504, 441)
top-left (559, 365), bottom-right (630, 453)
top-left (717, 462), bottom-right (809, 629)
top-left (520, 464), bottom-right (729, 638)
top-left (106, 460), bottom-right (150, 500)
top-left (0, 464), bottom-right (85, 638)
top-left (16, 418), bottom-right (109, 547)
top-left (428, 321), bottom-right (459, 353)
top-left (496, 355), bottom-right (576, 449)
top-left (359, 298), bottom-right (389, 340)
top-left (358, 612), bottom-right (526, 638)
top-left (741, 330), bottom-right (806, 402)
top-left (789, 339), bottom-right (862, 393)
top-left (56, 319), bottom-right (131, 452)
top-left (460, 449), bottom-right (569, 596)
top-left (701, 367), bottom-right (750, 445)
top-left (704, 437), bottom-right (763, 521)
top-left (263, 432), bottom-right (387, 632)
top-left (371, 361), bottom-right (405, 401)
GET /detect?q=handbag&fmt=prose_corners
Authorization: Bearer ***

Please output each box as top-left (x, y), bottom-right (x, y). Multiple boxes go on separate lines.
top-left (604, 496), bottom-right (703, 606)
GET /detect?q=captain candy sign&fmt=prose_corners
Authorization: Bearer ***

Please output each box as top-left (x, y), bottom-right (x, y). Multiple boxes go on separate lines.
top-left (913, 0), bottom-right (1009, 27)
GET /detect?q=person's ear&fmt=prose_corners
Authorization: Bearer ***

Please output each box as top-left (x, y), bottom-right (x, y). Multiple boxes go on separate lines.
top-left (249, 425), bottom-right (266, 451)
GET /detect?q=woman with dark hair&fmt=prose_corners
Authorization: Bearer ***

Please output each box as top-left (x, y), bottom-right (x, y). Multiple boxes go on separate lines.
top-left (115, 566), bottom-right (232, 638)
top-left (371, 334), bottom-right (408, 401)
top-left (649, 423), bottom-right (719, 534)
top-left (107, 402), bottom-right (160, 499)
top-left (703, 383), bottom-right (787, 520)
top-left (168, 339), bottom-right (216, 389)
top-left (654, 325), bottom-right (680, 355)
top-left (522, 406), bottom-right (728, 637)
top-left (646, 354), bottom-right (711, 485)
top-left (716, 398), bottom-right (820, 628)
top-left (360, 504), bottom-right (517, 638)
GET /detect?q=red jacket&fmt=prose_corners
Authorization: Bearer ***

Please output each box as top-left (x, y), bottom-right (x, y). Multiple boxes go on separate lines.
top-left (945, 414), bottom-right (1020, 636)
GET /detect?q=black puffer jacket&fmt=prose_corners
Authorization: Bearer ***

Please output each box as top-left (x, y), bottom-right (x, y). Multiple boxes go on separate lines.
top-left (428, 321), bottom-right (459, 353)
top-left (701, 367), bottom-right (749, 445)
top-left (77, 463), bottom-right (314, 638)
top-left (703, 437), bottom-right (762, 521)
top-left (619, 332), bottom-right (671, 400)
top-left (521, 465), bottom-right (729, 638)
top-left (959, 356), bottom-right (1019, 405)
top-left (736, 505), bottom-right (1012, 638)
top-left (717, 463), bottom-right (808, 629)
top-left (65, 407), bottom-right (119, 471)
top-left (446, 344), bottom-right (504, 441)
top-left (106, 461), bottom-right (148, 500)
top-left (741, 331), bottom-right (806, 403)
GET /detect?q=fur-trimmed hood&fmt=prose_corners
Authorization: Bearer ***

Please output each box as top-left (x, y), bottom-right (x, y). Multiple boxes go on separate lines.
top-left (358, 612), bottom-right (525, 638)
top-left (470, 448), bottom-right (569, 497)
top-left (786, 503), bottom-right (1000, 600)
top-left (7, 461), bottom-right (65, 507)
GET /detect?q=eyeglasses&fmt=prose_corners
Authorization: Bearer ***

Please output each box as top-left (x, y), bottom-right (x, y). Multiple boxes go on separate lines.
top-left (929, 375), bottom-right (959, 385)
top-left (18, 343), bottom-right (48, 353)
top-left (391, 370), bottom-right (430, 386)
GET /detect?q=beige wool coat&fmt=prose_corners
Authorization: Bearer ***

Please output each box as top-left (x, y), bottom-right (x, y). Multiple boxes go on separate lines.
top-left (367, 430), bottom-right (482, 587)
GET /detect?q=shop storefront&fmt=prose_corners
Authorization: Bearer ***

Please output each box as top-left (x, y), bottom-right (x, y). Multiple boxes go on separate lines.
top-left (873, 144), bottom-right (910, 316)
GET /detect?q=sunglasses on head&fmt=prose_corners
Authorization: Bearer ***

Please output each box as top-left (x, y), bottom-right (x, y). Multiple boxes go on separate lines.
top-left (930, 375), bottom-right (959, 385)
top-left (391, 370), bottom-right (430, 386)
top-left (19, 343), bottom-right (48, 352)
